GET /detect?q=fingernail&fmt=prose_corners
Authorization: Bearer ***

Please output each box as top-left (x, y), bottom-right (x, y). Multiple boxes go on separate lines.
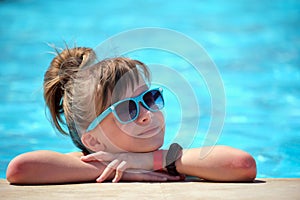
top-left (96, 177), bottom-right (104, 182)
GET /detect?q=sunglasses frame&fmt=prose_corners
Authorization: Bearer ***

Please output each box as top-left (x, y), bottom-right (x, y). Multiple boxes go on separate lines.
top-left (87, 88), bottom-right (164, 131)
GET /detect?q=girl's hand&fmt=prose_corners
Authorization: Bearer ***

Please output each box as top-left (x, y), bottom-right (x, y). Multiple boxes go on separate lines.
top-left (81, 151), bottom-right (172, 183)
top-left (120, 169), bottom-right (183, 182)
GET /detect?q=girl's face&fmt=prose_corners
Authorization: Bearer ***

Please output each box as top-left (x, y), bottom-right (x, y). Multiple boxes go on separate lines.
top-left (89, 83), bottom-right (165, 153)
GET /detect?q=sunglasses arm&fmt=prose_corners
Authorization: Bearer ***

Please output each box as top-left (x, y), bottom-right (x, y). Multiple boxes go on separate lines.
top-left (86, 107), bottom-right (114, 132)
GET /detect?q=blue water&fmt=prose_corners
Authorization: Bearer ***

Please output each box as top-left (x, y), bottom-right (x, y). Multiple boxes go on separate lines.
top-left (1, 0), bottom-right (300, 178)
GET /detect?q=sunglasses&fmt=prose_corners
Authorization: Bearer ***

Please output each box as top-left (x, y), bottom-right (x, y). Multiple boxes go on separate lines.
top-left (87, 88), bottom-right (164, 131)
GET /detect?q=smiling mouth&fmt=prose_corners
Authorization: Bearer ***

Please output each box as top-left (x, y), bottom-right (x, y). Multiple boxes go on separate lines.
top-left (137, 127), bottom-right (161, 138)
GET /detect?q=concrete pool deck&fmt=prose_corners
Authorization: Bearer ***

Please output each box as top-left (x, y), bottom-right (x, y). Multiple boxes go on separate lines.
top-left (1, 178), bottom-right (299, 199)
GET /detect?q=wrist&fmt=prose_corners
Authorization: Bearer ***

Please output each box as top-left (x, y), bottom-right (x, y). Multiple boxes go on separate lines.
top-left (136, 152), bottom-right (155, 170)
top-left (153, 150), bottom-right (164, 171)
top-left (165, 143), bottom-right (183, 176)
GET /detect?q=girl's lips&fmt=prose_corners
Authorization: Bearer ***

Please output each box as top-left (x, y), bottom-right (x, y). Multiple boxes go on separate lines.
top-left (137, 126), bottom-right (161, 138)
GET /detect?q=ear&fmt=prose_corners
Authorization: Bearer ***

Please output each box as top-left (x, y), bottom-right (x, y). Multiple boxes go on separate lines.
top-left (81, 132), bottom-right (104, 152)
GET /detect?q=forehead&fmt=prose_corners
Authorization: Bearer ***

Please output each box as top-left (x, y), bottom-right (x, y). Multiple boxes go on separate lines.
top-left (110, 74), bottom-right (149, 102)
top-left (125, 83), bottom-right (149, 98)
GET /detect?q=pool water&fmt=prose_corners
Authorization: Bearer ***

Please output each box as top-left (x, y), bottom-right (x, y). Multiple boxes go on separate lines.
top-left (0, 0), bottom-right (300, 178)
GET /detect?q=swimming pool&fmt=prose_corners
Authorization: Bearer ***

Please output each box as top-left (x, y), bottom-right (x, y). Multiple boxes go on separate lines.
top-left (0, 0), bottom-right (299, 178)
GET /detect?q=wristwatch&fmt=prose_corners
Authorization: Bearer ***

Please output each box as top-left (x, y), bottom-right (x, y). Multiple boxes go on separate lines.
top-left (165, 143), bottom-right (183, 176)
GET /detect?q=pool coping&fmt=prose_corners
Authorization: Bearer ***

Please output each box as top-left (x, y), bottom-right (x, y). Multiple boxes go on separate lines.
top-left (1, 178), bottom-right (299, 199)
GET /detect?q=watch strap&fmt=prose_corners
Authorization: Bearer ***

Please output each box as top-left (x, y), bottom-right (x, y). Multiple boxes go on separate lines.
top-left (166, 143), bottom-right (183, 176)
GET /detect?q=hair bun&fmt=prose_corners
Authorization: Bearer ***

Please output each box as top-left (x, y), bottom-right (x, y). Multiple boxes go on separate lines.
top-left (53, 47), bottom-right (95, 88)
top-left (43, 47), bottom-right (96, 135)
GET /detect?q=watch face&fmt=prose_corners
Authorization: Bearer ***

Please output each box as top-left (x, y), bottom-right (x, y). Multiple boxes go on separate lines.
top-left (166, 143), bottom-right (182, 176)
top-left (166, 143), bottom-right (183, 166)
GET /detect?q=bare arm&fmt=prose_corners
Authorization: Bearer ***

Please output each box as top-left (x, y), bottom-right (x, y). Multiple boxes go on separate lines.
top-left (175, 146), bottom-right (257, 182)
top-left (83, 145), bottom-right (256, 182)
top-left (6, 150), bottom-right (106, 184)
top-left (6, 150), bottom-right (180, 184)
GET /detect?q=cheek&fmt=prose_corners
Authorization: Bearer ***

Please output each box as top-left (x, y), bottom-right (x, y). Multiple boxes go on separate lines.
top-left (98, 111), bottom-right (166, 152)
top-left (98, 115), bottom-right (121, 138)
top-left (119, 111), bottom-right (165, 135)
top-left (155, 111), bottom-right (165, 125)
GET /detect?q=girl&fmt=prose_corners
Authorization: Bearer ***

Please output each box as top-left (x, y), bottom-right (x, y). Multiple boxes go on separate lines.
top-left (6, 47), bottom-right (256, 184)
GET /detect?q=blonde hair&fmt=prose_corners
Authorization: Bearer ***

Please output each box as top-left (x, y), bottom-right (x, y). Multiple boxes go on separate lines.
top-left (43, 47), bottom-right (150, 151)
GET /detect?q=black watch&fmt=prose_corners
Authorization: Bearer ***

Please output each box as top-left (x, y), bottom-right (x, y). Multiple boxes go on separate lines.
top-left (165, 143), bottom-right (183, 176)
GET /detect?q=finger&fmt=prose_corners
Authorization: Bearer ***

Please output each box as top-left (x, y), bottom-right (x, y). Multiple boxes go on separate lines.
top-left (124, 170), bottom-right (182, 182)
top-left (147, 171), bottom-right (182, 181)
top-left (80, 155), bottom-right (97, 162)
top-left (81, 151), bottom-right (115, 162)
top-left (96, 159), bottom-right (119, 183)
top-left (112, 161), bottom-right (127, 183)
top-left (81, 152), bottom-right (104, 162)
top-left (121, 170), bottom-right (170, 182)
top-left (165, 174), bottom-right (182, 181)
top-left (122, 171), bottom-right (168, 182)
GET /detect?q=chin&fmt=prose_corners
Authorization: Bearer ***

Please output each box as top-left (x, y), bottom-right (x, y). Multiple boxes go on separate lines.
top-left (133, 137), bottom-right (164, 153)
top-left (144, 132), bottom-right (165, 152)
top-left (155, 138), bottom-right (164, 149)
top-left (154, 127), bottom-right (165, 149)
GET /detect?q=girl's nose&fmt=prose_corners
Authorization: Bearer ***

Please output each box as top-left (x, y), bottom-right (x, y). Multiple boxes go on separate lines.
top-left (136, 103), bottom-right (152, 125)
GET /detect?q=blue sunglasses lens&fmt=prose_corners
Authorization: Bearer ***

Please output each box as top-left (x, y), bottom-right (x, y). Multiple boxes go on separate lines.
top-left (114, 89), bottom-right (164, 123)
top-left (114, 100), bottom-right (137, 123)
top-left (143, 89), bottom-right (164, 111)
